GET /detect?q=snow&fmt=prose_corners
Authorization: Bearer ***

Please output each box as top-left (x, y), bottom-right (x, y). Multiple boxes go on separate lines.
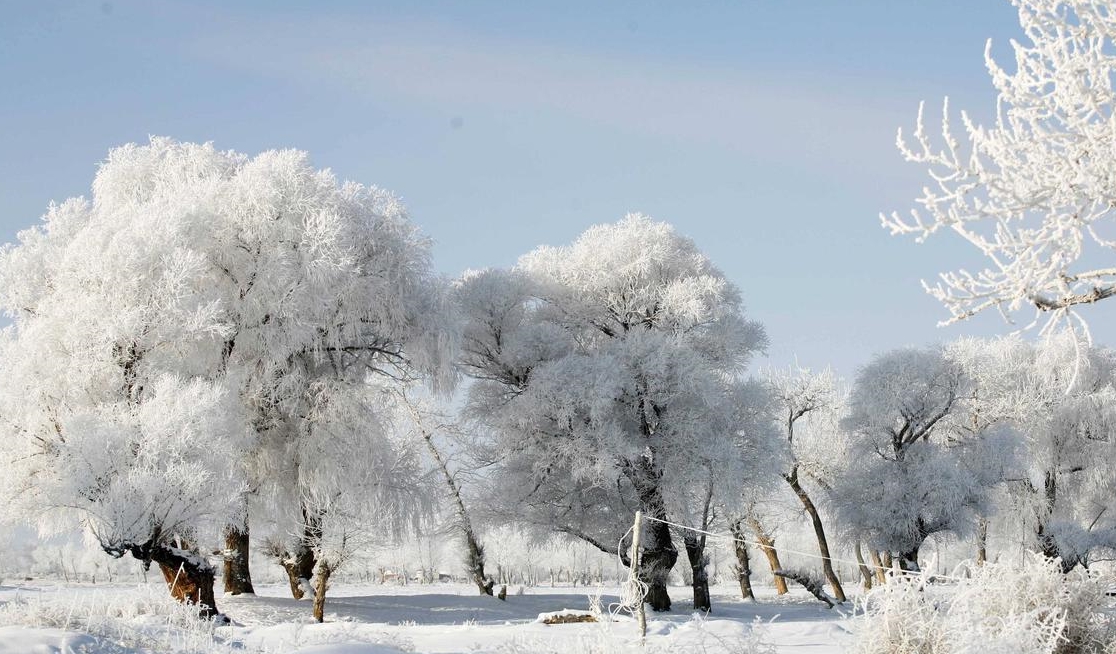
top-left (0, 581), bottom-right (854, 653)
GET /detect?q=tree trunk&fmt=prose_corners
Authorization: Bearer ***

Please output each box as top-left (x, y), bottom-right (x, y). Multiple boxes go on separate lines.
top-left (869, 550), bottom-right (887, 584)
top-left (640, 513), bottom-right (677, 612)
top-left (279, 507), bottom-right (322, 600)
top-left (464, 528), bottom-right (495, 595)
top-left (784, 472), bottom-right (845, 602)
top-left (976, 519), bottom-right (988, 566)
top-left (149, 544), bottom-right (218, 618)
top-left (404, 394), bottom-right (494, 596)
top-left (312, 559), bottom-right (332, 623)
top-left (729, 519), bottom-right (755, 601)
top-left (627, 459), bottom-right (677, 612)
top-left (747, 516), bottom-right (788, 595)
top-left (1037, 470), bottom-right (1061, 562)
top-left (897, 544), bottom-right (920, 573)
top-left (854, 542), bottom-right (873, 591)
top-left (683, 533), bottom-right (711, 612)
top-left (223, 522), bottom-right (255, 595)
top-left (280, 544), bottom-right (316, 600)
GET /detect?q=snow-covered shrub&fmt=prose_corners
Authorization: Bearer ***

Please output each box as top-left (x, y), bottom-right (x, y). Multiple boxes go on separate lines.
top-left (0, 585), bottom-right (229, 654)
top-left (853, 555), bottom-right (1116, 654)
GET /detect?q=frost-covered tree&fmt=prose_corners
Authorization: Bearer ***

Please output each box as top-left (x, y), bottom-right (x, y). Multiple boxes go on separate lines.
top-left (457, 215), bottom-right (767, 611)
top-left (0, 138), bottom-right (452, 613)
top-left (956, 332), bottom-right (1116, 570)
top-left (884, 0), bottom-right (1116, 328)
top-left (395, 389), bottom-right (497, 597)
top-left (833, 347), bottom-right (991, 572)
top-left (763, 366), bottom-right (847, 602)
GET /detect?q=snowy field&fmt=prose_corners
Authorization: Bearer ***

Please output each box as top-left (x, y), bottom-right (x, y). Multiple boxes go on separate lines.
top-left (0, 581), bottom-right (852, 653)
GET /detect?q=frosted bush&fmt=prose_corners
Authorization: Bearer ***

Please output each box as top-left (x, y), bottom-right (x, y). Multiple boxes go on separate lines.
top-left (854, 555), bottom-right (1116, 654)
top-left (0, 585), bottom-right (229, 654)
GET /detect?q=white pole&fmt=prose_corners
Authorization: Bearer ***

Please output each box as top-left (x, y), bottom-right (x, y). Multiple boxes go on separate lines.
top-left (631, 510), bottom-right (646, 639)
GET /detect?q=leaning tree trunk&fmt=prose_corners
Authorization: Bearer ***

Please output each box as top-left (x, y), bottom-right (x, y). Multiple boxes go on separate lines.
top-left (869, 550), bottom-right (887, 585)
top-left (464, 528), bottom-right (495, 596)
top-left (223, 521), bottom-right (255, 595)
top-left (747, 516), bottom-right (788, 595)
top-left (403, 392), bottom-right (495, 596)
top-left (729, 519), bottom-right (755, 600)
top-left (312, 559), bottom-right (333, 623)
top-left (784, 471), bottom-right (846, 602)
top-left (854, 542), bottom-right (873, 591)
top-left (149, 543), bottom-right (219, 618)
top-left (683, 533), bottom-right (711, 612)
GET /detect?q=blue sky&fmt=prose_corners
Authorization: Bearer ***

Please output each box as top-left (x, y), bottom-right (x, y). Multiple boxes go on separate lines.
top-left (3, 0), bottom-right (1111, 376)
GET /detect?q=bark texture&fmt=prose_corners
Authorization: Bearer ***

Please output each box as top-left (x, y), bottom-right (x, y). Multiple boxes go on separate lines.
top-left (683, 533), bottom-right (711, 612)
top-left (150, 545), bottom-right (218, 618)
top-left (729, 519), bottom-right (755, 600)
top-left (784, 468), bottom-right (846, 602)
top-left (223, 523), bottom-right (255, 595)
top-left (312, 559), bottom-right (333, 623)
top-left (747, 516), bottom-right (788, 595)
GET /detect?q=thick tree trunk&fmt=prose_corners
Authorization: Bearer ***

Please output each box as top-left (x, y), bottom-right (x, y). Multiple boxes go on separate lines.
top-left (640, 513), bottom-right (677, 612)
top-left (312, 559), bottom-right (333, 623)
top-left (149, 544), bottom-right (218, 618)
top-left (281, 545), bottom-right (316, 600)
top-left (747, 516), bottom-right (788, 595)
top-left (897, 544), bottom-right (921, 573)
top-left (683, 533), bottom-right (711, 612)
top-left (223, 522), bottom-right (255, 595)
top-left (729, 519), bottom-right (755, 601)
top-left (854, 542), bottom-right (873, 591)
top-left (278, 507), bottom-right (322, 600)
top-left (626, 458), bottom-right (677, 612)
top-left (784, 472), bottom-right (845, 602)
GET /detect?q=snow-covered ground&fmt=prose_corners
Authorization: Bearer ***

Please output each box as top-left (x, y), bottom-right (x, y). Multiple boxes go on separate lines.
top-left (0, 581), bottom-right (855, 653)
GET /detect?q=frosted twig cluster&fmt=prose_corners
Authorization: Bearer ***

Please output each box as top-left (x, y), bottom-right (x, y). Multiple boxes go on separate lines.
top-left (884, 0), bottom-right (1116, 331)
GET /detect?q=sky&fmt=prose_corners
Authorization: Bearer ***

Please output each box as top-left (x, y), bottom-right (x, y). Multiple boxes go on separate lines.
top-left (2, 0), bottom-right (1113, 377)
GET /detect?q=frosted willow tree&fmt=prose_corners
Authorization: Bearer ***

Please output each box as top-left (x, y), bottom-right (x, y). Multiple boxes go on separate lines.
top-left (457, 215), bottom-right (767, 612)
top-left (958, 333), bottom-right (1116, 570)
top-left (884, 0), bottom-right (1116, 329)
top-left (0, 138), bottom-right (451, 614)
top-left (833, 347), bottom-right (996, 572)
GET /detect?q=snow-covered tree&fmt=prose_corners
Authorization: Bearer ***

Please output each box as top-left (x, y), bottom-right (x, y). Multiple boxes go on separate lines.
top-left (0, 138), bottom-right (452, 614)
top-left (833, 347), bottom-right (992, 572)
top-left (955, 332), bottom-right (1116, 570)
top-left (883, 0), bottom-right (1116, 329)
top-left (457, 215), bottom-right (768, 611)
top-left (763, 365), bottom-right (847, 601)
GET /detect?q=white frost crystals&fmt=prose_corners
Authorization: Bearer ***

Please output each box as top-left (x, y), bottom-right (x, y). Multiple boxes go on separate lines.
top-left (0, 137), bottom-right (453, 616)
top-left (884, 0), bottom-right (1116, 331)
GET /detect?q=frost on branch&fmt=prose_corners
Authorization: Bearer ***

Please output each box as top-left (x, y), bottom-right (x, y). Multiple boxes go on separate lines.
top-left (0, 137), bottom-right (453, 614)
top-left (456, 214), bottom-right (770, 613)
top-left (884, 0), bottom-right (1116, 329)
